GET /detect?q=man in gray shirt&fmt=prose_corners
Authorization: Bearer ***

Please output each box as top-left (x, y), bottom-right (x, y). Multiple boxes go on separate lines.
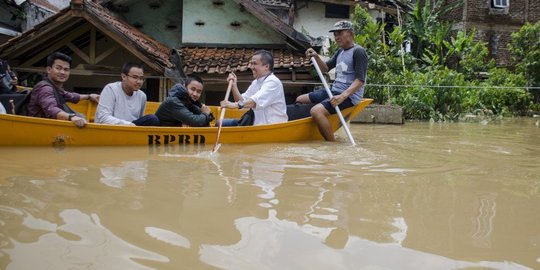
top-left (296, 20), bottom-right (368, 141)
top-left (95, 63), bottom-right (159, 126)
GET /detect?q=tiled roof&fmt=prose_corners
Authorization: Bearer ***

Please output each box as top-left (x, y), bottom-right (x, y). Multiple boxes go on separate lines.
top-left (0, 0), bottom-right (173, 72)
top-left (84, 0), bottom-right (172, 69)
top-left (180, 47), bottom-right (311, 75)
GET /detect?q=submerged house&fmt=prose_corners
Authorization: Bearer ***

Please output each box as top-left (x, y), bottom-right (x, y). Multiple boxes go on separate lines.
top-left (443, 0), bottom-right (540, 66)
top-left (99, 0), bottom-right (316, 104)
top-left (0, 0), bottom-right (317, 103)
top-left (1, 0), bottom-right (400, 103)
top-left (0, 0), bottom-right (179, 101)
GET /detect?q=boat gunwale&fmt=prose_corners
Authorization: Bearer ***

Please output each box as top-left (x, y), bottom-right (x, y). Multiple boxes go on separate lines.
top-left (1, 99), bottom-right (373, 133)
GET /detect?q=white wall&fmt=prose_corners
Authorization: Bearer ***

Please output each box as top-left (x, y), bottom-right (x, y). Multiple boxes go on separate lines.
top-left (183, 0), bottom-right (284, 44)
top-left (294, 2), bottom-right (343, 41)
top-left (293, 2), bottom-right (383, 40)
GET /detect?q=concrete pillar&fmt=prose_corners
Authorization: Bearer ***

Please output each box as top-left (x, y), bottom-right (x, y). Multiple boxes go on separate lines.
top-left (352, 104), bottom-right (404, 124)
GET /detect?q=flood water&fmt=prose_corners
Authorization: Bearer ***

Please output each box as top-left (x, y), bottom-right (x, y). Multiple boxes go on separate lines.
top-left (0, 118), bottom-right (539, 270)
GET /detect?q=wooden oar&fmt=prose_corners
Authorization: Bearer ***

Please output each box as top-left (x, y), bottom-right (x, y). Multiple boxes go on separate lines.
top-left (310, 57), bottom-right (356, 145)
top-left (212, 80), bottom-right (234, 153)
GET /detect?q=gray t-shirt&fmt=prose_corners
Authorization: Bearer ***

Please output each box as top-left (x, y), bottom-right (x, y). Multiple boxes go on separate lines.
top-left (95, 81), bottom-right (147, 125)
top-left (326, 44), bottom-right (368, 105)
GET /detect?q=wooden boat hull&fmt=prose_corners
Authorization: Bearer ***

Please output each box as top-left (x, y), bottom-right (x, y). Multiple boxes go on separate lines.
top-left (0, 99), bottom-right (372, 146)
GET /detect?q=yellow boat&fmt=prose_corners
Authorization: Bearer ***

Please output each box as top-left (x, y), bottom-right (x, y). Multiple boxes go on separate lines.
top-left (0, 99), bottom-right (372, 146)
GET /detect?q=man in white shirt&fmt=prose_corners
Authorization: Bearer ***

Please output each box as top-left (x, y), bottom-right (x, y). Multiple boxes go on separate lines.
top-left (220, 50), bottom-right (287, 126)
top-left (95, 63), bottom-right (160, 126)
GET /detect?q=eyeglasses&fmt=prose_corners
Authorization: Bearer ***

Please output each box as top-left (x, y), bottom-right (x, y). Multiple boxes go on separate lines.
top-left (126, 74), bottom-right (145, 82)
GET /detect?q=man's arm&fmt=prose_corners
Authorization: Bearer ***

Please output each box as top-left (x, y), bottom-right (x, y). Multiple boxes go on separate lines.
top-left (305, 48), bottom-right (330, 72)
top-left (81, 93), bottom-right (100, 103)
top-left (330, 79), bottom-right (364, 107)
top-left (227, 73), bottom-right (243, 102)
top-left (56, 110), bottom-right (86, 128)
top-left (34, 86), bottom-right (65, 119)
top-left (171, 102), bottom-right (214, 126)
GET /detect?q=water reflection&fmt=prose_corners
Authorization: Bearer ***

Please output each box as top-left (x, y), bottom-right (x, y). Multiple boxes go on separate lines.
top-left (200, 209), bottom-right (530, 270)
top-left (2, 209), bottom-right (167, 270)
top-left (100, 160), bottom-right (148, 188)
top-left (0, 119), bottom-right (539, 269)
top-left (472, 192), bottom-right (497, 249)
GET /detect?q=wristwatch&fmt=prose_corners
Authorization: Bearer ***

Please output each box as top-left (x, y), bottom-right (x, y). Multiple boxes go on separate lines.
top-left (68, 113), bottom-right (76, 120)
top-left (237, 100), bottom-right (244, 109)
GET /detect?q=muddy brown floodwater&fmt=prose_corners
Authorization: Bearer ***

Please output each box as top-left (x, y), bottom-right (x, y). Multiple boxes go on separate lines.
top-left (0, 118), bottom-right (539, 269)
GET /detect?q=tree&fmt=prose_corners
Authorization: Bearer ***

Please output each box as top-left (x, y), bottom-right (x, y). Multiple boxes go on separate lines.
top-left (509, 21), bottom-right (540, 102)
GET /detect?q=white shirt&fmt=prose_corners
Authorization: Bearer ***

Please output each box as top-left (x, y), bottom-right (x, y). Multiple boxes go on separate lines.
top-left (242, 73), bottom-right (287, 125)
top-left (95, 81), bottom-right (147, 125)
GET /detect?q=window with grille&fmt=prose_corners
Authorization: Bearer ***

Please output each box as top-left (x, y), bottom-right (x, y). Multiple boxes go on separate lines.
top-left (492, 0), bottom-right (509, 8)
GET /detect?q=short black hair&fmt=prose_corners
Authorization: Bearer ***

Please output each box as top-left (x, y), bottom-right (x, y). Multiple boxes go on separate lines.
top-left (121, 63), bottom-right (144, 75)
top-left (184, 75), bottom-right (204, 87)
top-left (253, 50), bottom-right (274, 71)
top-left (46, 52), bottom-right (72, 67)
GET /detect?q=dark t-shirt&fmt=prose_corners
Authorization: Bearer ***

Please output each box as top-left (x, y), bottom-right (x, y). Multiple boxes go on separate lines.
top-left (326, 44), bottom-right (368, 104)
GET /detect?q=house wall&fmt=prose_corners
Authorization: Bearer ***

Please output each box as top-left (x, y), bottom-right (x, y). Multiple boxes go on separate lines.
top-left (293, 2), bottom-right (382, 39)
top-left (182, 0), bottom-right (285, 44)
top-left (119, 1), bottom-right (183, 48)
top-left (445, 0), bottom-right (540, 66)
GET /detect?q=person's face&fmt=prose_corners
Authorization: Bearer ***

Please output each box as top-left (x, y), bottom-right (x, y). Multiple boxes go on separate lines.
top-left (248, 55), bottom-right (270, 79)
top-left (186, 80), bottom-right (204, 102)
top-left (121, 67), bottom-right (144, 92)
top-left (47, 59), bottom-right (70, 84)
top-left (333, 30), bottom-right (354, 48)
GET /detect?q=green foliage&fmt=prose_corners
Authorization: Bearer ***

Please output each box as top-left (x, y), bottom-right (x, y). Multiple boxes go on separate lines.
top-left (341, 5), bottom-right (536, 120)
top-left (474, 68), bottom-right (532, 115)
top-left (508, 21), bottom-right (540, 103)
top-left (508, 21), bottom-right (540, 87)
top-left (391, 68), bottom-right (468, 120)
top-left (446, 29), bottom-right (495, 80)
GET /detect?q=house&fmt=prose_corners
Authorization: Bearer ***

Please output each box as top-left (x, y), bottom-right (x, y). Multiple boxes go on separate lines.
top-left (96, 0), bottom-right (397, 103)
top-left (444, 0), bottom-right (540, 66)
top-left (1, 0), bottom-right (395, 104)
top-left (97, 0), bottom-right (318, 104)
top-left (0, 0), bottom-right (181, 101)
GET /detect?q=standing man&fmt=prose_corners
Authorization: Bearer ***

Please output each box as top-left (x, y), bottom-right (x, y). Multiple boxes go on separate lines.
top-left (27, 52), bottom-right (100, 128)
top-left (296, 20), bottom-right (368, 141)
top-left (220, 50), bottom-right (287, 126)
top-left (95, 63), bottom-right (160, 126)
top-left (155, 76), bottom-right (215, 127)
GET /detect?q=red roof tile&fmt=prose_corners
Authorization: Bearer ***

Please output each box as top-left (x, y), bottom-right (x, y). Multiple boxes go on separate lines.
top-left (84, 1), bottom-right (172, 69)
top-left (180, 47), bottom-right (311, 75)
top-left (0, 0), bottom-right (173, 72)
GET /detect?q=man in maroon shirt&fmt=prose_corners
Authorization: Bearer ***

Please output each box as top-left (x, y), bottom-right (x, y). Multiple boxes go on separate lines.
top-left (27, 52), bottom-right (99, 127)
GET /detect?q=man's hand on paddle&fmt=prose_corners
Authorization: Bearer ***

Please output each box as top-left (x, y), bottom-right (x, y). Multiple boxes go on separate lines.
top-left (221, 72), bottom-right (242, 109)
top-left (305, 48), bottom-right (318, 58)
top-left (227, 73), bottom-right (237, 84)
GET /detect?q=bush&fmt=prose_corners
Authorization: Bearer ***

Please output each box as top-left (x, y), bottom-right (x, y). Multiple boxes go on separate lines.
top-left (345, 5), bottom-right (536, 119)
top-left (508, 21), bottom-right (540, 102)
top-left (390, 68), bottom-right (467, 120)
